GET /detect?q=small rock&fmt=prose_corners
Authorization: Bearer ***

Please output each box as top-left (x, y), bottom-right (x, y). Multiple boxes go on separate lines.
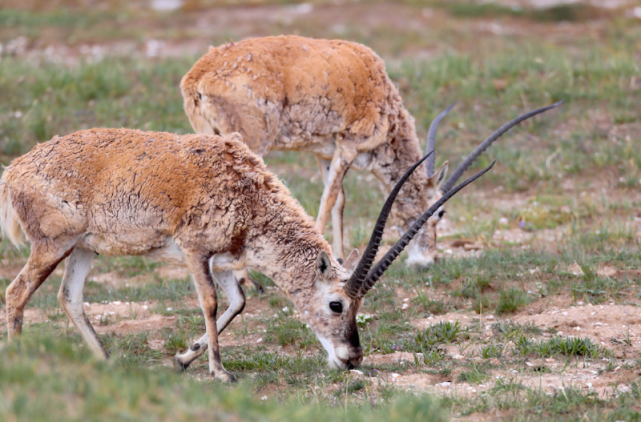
top-left (569, 262), bottom-right (584, 276)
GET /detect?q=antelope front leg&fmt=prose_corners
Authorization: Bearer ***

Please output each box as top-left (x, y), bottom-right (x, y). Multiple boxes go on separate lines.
top-left (317, 157), bottom-right (346, 261)
top-left (315, 149), bottom-right (354, 260)
top-left (183, 253), bottom-right (236, 382)
top-left (57, 247), bottom-right (109, 360)
top-left (174, 270), bottom-right (245, 371)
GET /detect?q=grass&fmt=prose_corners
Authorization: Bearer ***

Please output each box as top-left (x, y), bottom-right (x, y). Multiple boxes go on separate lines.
top-left (264, 313), bottom-right (318, 349)
top-left (0, 332), bottom-right (451, 422)
top-left (496, 288), bottom-right (530, 315)
top-left (457, 364), bottom-right (488, 384)
top-left (414, 1), bottom-right (610, 23)
top-left (1, 3), bottom-right (641, 421)
top-left (514, 335), bottom-right (609, 359)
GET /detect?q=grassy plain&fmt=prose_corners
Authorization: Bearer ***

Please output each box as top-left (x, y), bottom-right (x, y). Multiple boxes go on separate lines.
top-left (1, 1), bottom-right (640, 421)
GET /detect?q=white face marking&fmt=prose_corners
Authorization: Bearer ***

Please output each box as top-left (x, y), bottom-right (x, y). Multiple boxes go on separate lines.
top-left (315, 332), bottom-right (346, 370)
top-left (405, 227), bottom-right (434, 268)
top-left (335, 346), bottom-right (349, 361)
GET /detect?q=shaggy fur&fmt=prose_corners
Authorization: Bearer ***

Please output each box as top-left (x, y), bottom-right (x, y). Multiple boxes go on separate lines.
top-left (0, 182), bottom-right (24, 247)
top-left (181, 35), bottom-right (448, 267)
top-left (0, 129), bottom-right (364, 378)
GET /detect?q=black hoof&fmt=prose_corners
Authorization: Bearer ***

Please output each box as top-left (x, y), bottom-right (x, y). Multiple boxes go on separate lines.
top-left (174, 355), bottom-right (190, 372)
top-left (253, 281), bottom-right (265, 295)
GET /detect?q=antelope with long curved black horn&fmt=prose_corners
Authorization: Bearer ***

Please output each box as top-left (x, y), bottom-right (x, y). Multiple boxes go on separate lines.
top-left (400, 101), bottom-right (563, 269)
top-left (344, 150), bottom-right (436, 298)
top-left (356, 162), bottom-right (494, 298)
top-left (345, 101), bottom-right (563, 297)
top-left (343, 156), bottom-right (494, 299)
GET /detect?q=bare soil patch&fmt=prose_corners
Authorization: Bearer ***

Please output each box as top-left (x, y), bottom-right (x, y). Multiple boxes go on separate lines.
top-left (513, 303), bottom-right (641, 353)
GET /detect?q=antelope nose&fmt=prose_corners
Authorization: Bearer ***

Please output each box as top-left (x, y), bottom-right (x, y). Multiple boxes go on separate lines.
top-left (349, 346), bottom-right (363, 368)
top-left (349, 354), bottom-right (363, 369)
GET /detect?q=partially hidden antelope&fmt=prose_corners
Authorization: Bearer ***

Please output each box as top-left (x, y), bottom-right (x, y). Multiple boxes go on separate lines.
top-left (181, 34), bottom-right (562, 288)
top-left (1, 127), bottom-right (491, 379)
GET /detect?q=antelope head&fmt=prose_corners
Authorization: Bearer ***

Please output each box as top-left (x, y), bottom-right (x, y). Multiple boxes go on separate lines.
top-left (406, 101), bottom-right (564, 269)
top-left (296, 150), bottom-right (495, 369)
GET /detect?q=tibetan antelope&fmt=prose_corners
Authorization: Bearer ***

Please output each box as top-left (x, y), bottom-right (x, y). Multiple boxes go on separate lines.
top-left (0, 127), bottom-right (491, 379)
top-left (181, 35), bottom-right (562, 282)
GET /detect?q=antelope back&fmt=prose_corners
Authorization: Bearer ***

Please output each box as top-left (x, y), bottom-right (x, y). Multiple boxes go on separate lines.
top-left (181, 35), bottom-right (400, 150)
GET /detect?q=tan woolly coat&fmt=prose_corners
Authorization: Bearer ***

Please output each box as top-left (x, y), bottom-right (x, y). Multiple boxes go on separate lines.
top-left (181, 36), bottom-right (446, 266)
top-left (0, 129), bottom-right (365, 373)
top-left (2, 129), bottom-right (331, 292)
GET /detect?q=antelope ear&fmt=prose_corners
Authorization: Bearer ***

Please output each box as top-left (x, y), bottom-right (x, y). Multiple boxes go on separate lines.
top-left (343, 249), bottom-right (360, 272)
top-left (316, 251), bottom-right (333, 279)
top-left (431, 160), bottom-right (449, 190)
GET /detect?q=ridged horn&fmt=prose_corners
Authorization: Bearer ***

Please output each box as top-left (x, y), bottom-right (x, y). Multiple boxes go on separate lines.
top-left (440, 101), bottom-right (563, 194)
top-left (343, 150), bottom-right (435, 299)
top-left (358, 161), bottom-right (495, 298)
top-left (425, 103), bottom-right (456, 177)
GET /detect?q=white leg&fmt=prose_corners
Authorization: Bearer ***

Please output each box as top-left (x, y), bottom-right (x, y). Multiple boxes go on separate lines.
top-left (57, 247), bottom-right (108, 359)
top-left (317, 157), bottom-right (346, 261)
top-left (174, 270), bottom-right (245, 371)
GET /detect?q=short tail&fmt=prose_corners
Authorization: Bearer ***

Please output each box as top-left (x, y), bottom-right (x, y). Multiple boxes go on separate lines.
top-left (0, 181), bottom-right (25, 248)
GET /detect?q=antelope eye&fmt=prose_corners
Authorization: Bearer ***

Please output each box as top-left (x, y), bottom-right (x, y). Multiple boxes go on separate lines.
top-left (329, 301), bottom-right (343, 314)
top-left (438, 210), bottom-right (445, 218)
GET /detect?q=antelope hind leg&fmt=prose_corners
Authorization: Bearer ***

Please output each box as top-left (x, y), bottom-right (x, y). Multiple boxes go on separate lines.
top-left (5, 241), bottom-right (74, 339)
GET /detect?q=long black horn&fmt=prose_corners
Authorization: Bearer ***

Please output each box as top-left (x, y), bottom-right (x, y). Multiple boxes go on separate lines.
top-left (343, 150), bottom-right (435, 299)
top-left (358, 161), bottom-right (495, 298)
top-left (425, 103), bottom-right (456, 177)
top-left (440, 101), bottom-right (563, 194)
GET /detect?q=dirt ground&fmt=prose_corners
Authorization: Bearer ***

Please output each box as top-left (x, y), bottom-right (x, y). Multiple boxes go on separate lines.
top-left (2, 258), bottom-right (640, 400)
top-left (1, 1), bottom-right (640, 418)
